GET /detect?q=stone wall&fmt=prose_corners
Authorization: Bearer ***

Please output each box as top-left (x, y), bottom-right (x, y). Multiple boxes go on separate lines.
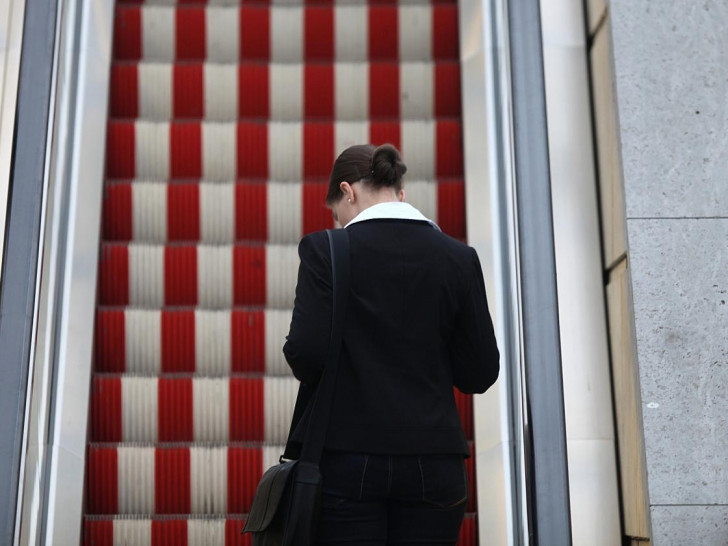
top-left (586, 0), bottom-right (728, 544)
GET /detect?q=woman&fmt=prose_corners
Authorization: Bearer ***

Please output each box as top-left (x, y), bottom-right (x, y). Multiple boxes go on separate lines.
top-left (283, 143), bottom-right (500, 545)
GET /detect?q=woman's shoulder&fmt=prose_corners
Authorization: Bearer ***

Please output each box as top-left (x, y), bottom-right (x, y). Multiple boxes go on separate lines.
top-left (419, 227), bottom-right (477, 262)
top-left (296, 230), bottom-right (333, 269)
top-left (298, 229), bottom-right (329, 251)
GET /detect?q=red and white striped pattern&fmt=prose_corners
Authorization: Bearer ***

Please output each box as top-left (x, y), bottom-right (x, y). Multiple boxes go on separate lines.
top-left (82, 515), bottom-right (478, 546)
top-left (103, 181), bottom-right (331, 244)
top-left (87, 443), bottom-right (477, 516)
top-left (90, 376), bottom-right (298, 443)
top-left (110, 61), bottom-right (462, 121)
top-left (86, 0), bottom-right (475, 542)
top-left (87, 445), bottom-right (268, 515)
top-left (102, 180), bottom-right (464, 244)
top-left (90, 375), bottom-right (473, 443)
top-left (98, 243), bottom-right (298, 307)
top-left (105, 120), bottom-right (464, 181)
top-left (113, 5), bottom-right (459, 63)
top-left (95, 308), bottom-right (294, 374)
top-left (84, 517), bottom-right (246, 546)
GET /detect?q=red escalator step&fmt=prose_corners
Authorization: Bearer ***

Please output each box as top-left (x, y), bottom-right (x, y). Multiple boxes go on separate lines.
top-left (229, 377), bottom-right (264, 441)
top-left (161, 310), bottom-right (196, 372)
top-left (173, 64), bottom-right (204, 119)
top-left (466, 442), bottom-right (477, 512)
top-left (170, 122), bottom-right (203, 178)
top-left (435, 62), bottom-right (462, 118)
top-left (103, 183), bottom-right (132, 241)
top-left (369, 63), bottom-right (399, 119)
top-left (114, 6), bottom-right (141, 61)
top-left (239, 7), bottom-right (269, 61)
top-left (225, 519), bottom-right (252, 546)
top-left (459, 514), bottom-right (477, 546)
top-left (83, 519), bottom-right (113, 546)
top-left (99, 245), bottom-right (130, 306)
top-left (91, 377), bottom-right (122, 442)
top-left (175, 8), bottom-right (206, 61)
top-left (155, 448), bottom-right (191, 514)
top-left (95, 310), bottom-right (126, 373)
top-left (232, 246), bottom-right (266, 306)
top-left (437, 179), bottom-right (465, 239)
top-left (234, 182), bottom-right (267, 241)
top-left (168, 184), bottom-right (201, 242)
top-left (110, 64), bottom-right (139, 118)
top-left (303, 122), bottom-right (334, 178)
top-left (152, 518), bottom-right (188, 545)
top-left (239, 65), bottom-right (269, 119)
top-left (236, 122), bottom-right (268, 178)
top-left (369, 6), bottom-right (398, 61)
top-left (106, 121), bottom-right (135, 179)
top-left (370, 121), bottom-right (400, 149)
top-left (433, 5), bottom-right (459, 60)
top-left (87, 447), bottom-right (118, 515)
top-left (227, 447), bottom-right (262, 514)
top-left (454, 388), bottom-right (473, 440)
top-left (304, 64), bottom-right (334, 119)
top-left (164, 246), bottom-right (198, 305)
top-left (436, 120), bottom-right (464, 178)
top-left (158, 378), bottom-right (194, 442)
top-left (302, 181), bottom-right (333, 235)
top-left (304, 7), bottom-right (334, 61)
top-left (231, 310), bottom-right (265, 373)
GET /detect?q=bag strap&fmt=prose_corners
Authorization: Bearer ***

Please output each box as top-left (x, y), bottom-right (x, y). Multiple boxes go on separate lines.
top-left (299, 228), bottom-right (350, 464)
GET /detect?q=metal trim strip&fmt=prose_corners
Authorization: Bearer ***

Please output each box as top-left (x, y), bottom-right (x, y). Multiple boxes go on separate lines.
top-left (0, 0), bottom-right (28, 283)
top-left (0, 0), bottom-right (59, 543)
top-left (11, 0), bottom-right (115, 543)
top-left (460, 0), bottom-right (529, 543)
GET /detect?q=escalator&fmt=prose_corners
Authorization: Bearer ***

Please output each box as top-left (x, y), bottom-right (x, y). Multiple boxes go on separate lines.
top-left (82, 0), bottom-right (478, 543)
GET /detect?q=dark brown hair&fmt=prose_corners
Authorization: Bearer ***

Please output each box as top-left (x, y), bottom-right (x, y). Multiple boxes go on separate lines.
top-left (326, 143), bottom-right (408, 205)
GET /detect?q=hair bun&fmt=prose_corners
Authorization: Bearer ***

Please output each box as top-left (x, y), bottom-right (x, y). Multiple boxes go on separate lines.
top-left (371, 143), bottom-right (407, 186)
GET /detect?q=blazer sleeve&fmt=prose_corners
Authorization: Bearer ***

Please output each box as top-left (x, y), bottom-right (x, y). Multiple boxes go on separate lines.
top-left (448, 247), bottom-right (500, 394)
top-left (282, 232), bottom-right (333, 386)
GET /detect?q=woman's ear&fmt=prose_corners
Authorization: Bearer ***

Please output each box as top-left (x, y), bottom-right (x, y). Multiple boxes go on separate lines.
top-left (398, 189), bottom-right (406, 202)
top-left (340, 181), bottom-right (354, 202)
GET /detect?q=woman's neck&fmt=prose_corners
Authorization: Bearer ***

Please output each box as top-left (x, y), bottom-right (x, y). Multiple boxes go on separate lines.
top-left (356, 189), bottom-right (403, 211)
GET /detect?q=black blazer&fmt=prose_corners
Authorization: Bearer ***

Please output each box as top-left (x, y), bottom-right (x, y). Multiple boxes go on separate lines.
top-left (283, 218), bottom-right (500, 457)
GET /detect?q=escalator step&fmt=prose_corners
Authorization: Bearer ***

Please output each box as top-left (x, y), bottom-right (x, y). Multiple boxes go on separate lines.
top-left (89, 375), bottom-right (473, 443)
top-left (82, 514), bottom-right (477, 546)
top-left (101, 180), bottom-right (465, 244)
top-left (108, 61), bottom-right (461, 121)
top-left (105, 120), bottom-right (464, 181)
top-left (112, 4), bottom-right (458, 63)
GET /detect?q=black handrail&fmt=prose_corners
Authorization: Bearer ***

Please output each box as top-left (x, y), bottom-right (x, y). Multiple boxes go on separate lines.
top-left (507, 0), bottom-right (573, 543)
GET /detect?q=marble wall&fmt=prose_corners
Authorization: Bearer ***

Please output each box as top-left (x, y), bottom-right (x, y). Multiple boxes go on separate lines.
top-left (586, 0), bottom-right (728, 544)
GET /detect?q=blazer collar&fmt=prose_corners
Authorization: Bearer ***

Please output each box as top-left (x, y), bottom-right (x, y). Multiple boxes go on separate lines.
top-left (344, 201), bottom-right (441, 231)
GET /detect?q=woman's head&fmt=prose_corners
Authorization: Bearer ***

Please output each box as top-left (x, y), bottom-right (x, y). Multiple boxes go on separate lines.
top-left (326, 143), bottom-right (408, 225)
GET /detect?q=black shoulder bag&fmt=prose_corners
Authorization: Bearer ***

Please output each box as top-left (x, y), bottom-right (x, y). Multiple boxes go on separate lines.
top-left (242, 228), bottom-right (350, 546)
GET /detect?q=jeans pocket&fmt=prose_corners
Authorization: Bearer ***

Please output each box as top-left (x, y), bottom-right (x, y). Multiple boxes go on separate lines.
top-left (418, 454), bottom-right (468, 508)
top-left (320, 451), bottom-right (370, 502)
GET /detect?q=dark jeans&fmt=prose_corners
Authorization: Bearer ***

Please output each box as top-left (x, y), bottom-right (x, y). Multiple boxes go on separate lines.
top-left (315, 450), bottom-right (469, 545)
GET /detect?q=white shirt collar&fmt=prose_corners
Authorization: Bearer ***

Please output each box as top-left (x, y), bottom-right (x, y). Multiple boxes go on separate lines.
top-left (344, 201), bottom-right (441, 231)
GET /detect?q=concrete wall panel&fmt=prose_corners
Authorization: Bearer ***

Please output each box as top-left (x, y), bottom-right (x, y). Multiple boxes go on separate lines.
top-left (627, 218), bottom-right (728, 505)
top-left (609, 0), bottom-right (728, 219)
